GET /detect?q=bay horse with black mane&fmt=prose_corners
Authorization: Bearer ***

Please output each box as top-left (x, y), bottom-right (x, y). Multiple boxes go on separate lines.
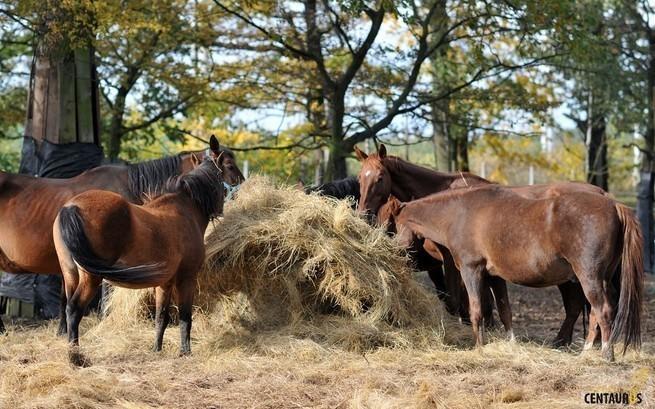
top-left (0, 135), bottom-right (243, 334)
top-left (53, 151), bottom-right (225, 363)
top-left (356, 144), bottom-right (609, 346)
top-left (385, 185), bottom-right (643, 361)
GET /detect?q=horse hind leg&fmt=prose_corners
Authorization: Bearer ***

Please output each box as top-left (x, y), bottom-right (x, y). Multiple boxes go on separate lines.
top-left (57, 280), bottom-right (67, 336)
top-left (65, 270), bottom-right (102, 367)
top-left (579, 277), bottom-right (615, 361)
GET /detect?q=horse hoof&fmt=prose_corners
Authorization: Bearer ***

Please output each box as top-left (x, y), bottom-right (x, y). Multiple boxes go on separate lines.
top-left (551, 338), bottom-right (570, 348)
top-left (179, 349), bottom-right (191, 357)
top-left (602, 348), bottom-right (615, 362)
top-left (68, 349), bottom-right (92, 367)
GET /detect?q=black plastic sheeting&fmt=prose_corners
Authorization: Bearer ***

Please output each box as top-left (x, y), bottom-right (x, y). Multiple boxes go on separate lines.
top-left (0, 136), bottom-right (103, 319)
top-left (18, 136), bottom-right (104, 178)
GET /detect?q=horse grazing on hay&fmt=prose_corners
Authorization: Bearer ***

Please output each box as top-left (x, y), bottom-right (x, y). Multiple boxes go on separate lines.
top-left (355, 144), bottom-right (608, 346)
top-left (301, 176), bottom-right (360, 208)
top-left (0, 135), bottom-right (243, 335)
top-left (355, 145), bottom-right (495, 325)
top-left (53, 152), bottom-right (225, 363)
top-left (385, 186), bottom-right (643, 361)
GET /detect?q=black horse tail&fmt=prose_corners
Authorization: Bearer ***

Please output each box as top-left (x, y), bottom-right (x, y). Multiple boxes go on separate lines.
top-left (58, 205), bottom-right (164, 284)
top-left (610, 203), bottom-right (644, 354)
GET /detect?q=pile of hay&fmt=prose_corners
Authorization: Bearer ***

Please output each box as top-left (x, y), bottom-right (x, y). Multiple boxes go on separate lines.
top-left (101, 176), bottom-right (460, 352)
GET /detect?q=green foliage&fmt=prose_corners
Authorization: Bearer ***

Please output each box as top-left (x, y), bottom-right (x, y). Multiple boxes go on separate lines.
top-left (0, 0), bottom-right (645, 188)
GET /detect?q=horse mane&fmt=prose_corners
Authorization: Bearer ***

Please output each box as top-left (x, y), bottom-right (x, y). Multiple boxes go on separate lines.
top-left (165, 160), bottom-right (223, 219)
top-left (382, 155), bottom-right (448, 177)
top-left (127, 155), bottom-right (183, 200)
top-left (305, 176), bottom-right (360, 200)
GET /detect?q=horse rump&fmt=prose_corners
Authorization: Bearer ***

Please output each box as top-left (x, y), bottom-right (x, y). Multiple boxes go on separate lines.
top-left (57, 205), bottom-right (164, 284)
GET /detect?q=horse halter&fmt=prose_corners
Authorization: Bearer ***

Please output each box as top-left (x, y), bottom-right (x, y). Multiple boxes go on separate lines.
top-left (206, 149), bottom-right (241, 201)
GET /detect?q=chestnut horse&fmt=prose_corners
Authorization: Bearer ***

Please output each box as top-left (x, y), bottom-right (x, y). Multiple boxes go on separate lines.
top-left (0, 135), bottom-right (243, 334)
top-left (355, 145), bottom-right (495, 325)
top-left (356, 144), bottom-right (607, 346)
top-left (387, 185), bottom-right (642, 361)
top-left (53, 154), bottom-right (225, 362)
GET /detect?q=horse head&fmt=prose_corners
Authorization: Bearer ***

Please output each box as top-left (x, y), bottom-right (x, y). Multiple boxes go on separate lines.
top-left (182, 135), bottom-right (245, 187)
top-left (355, 143), bottom-right (392, 223)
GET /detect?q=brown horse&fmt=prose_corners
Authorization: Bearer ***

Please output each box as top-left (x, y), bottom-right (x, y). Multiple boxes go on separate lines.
top-left (356, 145), bottom-right (495, 325)
top-left (53, 153), bottom-right (225, 362)
top-left (0, 135), bottom-right (243, 334)
top-left (356, 144), bottom-right (607, 346)
top-left (386, 185), bottom-right (643, 361)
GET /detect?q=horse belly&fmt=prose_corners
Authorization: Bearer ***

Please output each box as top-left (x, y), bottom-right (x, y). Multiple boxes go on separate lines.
top-left (486, 254), bottom-right (573, 288)
top-left (0, 229), bottom-right (60, 274)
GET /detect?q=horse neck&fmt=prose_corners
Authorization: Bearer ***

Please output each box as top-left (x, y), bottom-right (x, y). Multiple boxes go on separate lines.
top-left (149, 193), bottom-right (210, 229)
top-left (384, 158), bottom-right (455, 201)
top-left (400, 194), bottom-right (458, 247)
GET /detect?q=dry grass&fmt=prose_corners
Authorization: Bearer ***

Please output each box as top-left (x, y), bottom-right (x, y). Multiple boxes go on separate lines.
top-left (1, 176), bottom-right (654, 408)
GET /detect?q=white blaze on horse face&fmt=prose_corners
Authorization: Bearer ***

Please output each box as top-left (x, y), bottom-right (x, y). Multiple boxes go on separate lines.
top-left (365, 170), bottom-right (372, 178)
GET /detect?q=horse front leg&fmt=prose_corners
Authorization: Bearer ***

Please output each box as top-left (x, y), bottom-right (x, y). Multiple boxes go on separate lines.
top-left (153, 285), bottom-right (172, 352)
top-left (554, 281), bottom-right (585, 347)
top-left (459, 264), bottom-right (485, 347)
top-left (175, 278), bottom-right (195, 356)
top-left (489, 276), bottom-right (513, 341)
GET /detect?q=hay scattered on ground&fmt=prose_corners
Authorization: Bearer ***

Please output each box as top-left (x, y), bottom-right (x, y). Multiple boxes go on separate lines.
top-left (2, 176), bottom-right (653, 408)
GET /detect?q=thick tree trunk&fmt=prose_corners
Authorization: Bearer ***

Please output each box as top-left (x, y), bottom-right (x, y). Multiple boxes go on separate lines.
top-left (431, 102), bottom-right (451, 171)
top-left (107, 91), bottom-right (127, 160)
top-left (638, 33), bottom-right (655, 273)
top-left (326, 97), bottom-right (347, 181)
top-left (586, 115), bottom-right (608, 191)
top-left (429, 0), bottom-right (451, 171)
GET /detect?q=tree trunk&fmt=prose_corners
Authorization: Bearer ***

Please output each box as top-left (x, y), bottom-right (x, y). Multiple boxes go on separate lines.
top-left (638, 32), bottom-right (655, 273)
top-left (314, 148), bottom-right (324, 185)
top-left (586, 115), bottom-right (608, 190)
top-left (107, 91), bottom-right (127, 161)
top-left (429, 0), bottom-right (451, 171)
top-left (456, 132), bottom-right (469, 172)
top-left (325, 96), bottom-right (347, 181)
top-left (431, 102), bottom-right (451, 171)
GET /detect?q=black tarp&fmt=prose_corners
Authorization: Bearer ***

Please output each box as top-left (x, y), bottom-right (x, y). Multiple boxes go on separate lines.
top-left (0, 136), bottom-right (103, 319)
top-left (18, 136), bottom-right (103, 178)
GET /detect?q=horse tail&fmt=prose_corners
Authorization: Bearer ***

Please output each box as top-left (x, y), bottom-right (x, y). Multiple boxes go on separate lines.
top-left (610, 203), bottom-right (644, 354)
top-left (58, 205), bottom-right (164, 284)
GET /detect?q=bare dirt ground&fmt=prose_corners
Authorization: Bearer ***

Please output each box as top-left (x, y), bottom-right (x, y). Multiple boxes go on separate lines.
top-left (0, 277), bottom-right (654, 409)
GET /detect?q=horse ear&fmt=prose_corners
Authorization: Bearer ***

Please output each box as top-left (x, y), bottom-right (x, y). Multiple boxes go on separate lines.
top-left (378, 144), bottom-right (387, 159)
top-left (354, 146), bottom-right (368, 161)
top-left (209, 135), bottom-right (220, 155)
